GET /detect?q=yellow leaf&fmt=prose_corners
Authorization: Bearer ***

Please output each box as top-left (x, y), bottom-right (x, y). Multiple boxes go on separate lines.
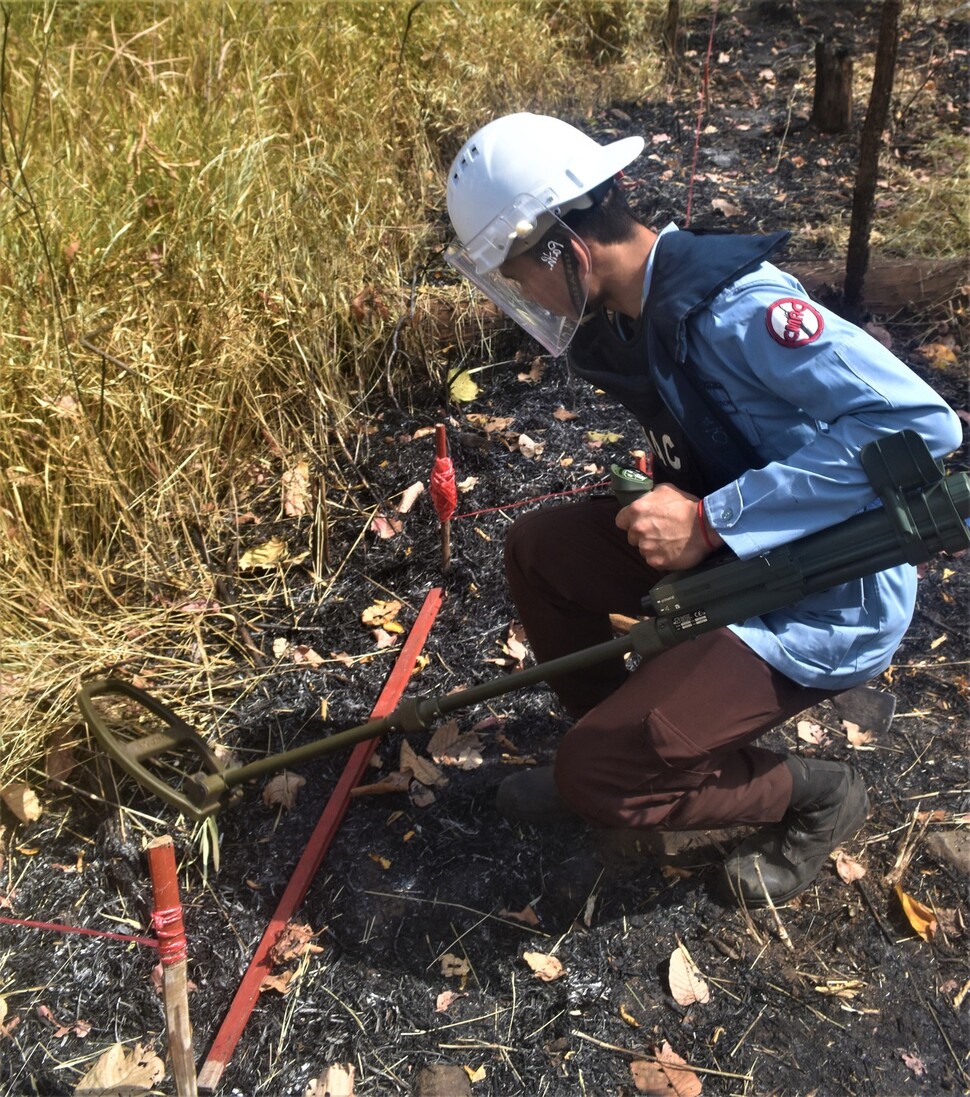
top-left (361, 599), bottom-right (402, 628)
top-left (464, 1064), bottom-right (487, 1083)
top-left (619, 1002), bottom-right (641, 1028)
top-left (238, 537), bottom-right (287, 570)
top-left (368, 851), bottom-right (392, 870)
top-left (585, 429), bottom-right (623, 445)
top-left (448, 367), bottom-right (479, 402)
top-left (895, 883), bottom-right (937, 940)
top-left (919, 341), bottom-right (958, 369)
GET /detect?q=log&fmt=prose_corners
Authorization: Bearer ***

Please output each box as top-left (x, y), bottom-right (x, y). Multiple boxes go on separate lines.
top-left (784, 256), bottom-right (967, 314)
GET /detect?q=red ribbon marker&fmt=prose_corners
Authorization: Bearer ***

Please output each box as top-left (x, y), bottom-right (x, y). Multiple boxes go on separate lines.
top-left (430, 423), bottom-right (457, 573)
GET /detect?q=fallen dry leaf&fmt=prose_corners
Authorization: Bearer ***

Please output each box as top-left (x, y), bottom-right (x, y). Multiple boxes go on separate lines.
top-left (631, 1042), bottom-right (702, 1096)
top-left (668, 944), bottom-right (711, 1006)
top-left (0, 784), bottom-right (42, 824)
top-left (523, 951), bottom-right (565, 982)
top-left (464, 1064), bottom-right (487, 1083)
top-left (517, 357), bottom-right (545, 383)
top-left (369, 513), bottom-right (403, 540)
top-left (896, 884), bottom-right (938, 941)
top-left (832, 849), bottom-right (867, 883)
top-left (552, 406), bottom-right (578, 422)
top-left (497, 904), bottom-right (540, 926)
top-left (259, 970), bottom-right (296, 995)
top-left (282, 460), bottom-right (311, 517)
top-left (304, 1062), bottom-right (355, 1097)
top-left (514, 432), bottom-right (544, 458)
top-left (74, 1042), bottom-right (165, 1095)
top-left (270, 922), bottom-right (324, 966)
top-left (238, 537), bottom-right (288, 570)
top-left (441, 953), bottom-right (470, 979)
top-left (796, 719), bottom-right (830, 747)
top-left (899, 1049), bottom-right (926, 1076)
top-left (262, 771), bottom-right (306, 811)
top-left (400, 739), bottom-right (446, 788)
top-left (435, 990), bottom-right (464, 1012)
top-left (361, 599), bottom-right (402, 629)
top-left (842, 720), bottom-right (874, 748)
top-left (396, 480), bottom-right (425, 514)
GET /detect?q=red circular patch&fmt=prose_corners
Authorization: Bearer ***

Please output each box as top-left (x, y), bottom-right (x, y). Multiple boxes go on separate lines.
top-left (765, 297), bottom-right (824, 348)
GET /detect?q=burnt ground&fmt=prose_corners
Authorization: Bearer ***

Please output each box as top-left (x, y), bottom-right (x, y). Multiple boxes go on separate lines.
top-left (1, 3), bottom-right (968, 1096)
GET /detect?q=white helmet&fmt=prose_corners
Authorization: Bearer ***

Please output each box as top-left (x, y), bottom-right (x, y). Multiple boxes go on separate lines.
top-left (446, 113), bottom-right (644, 273)
top-left (444, 113), bottom-right (643, 356)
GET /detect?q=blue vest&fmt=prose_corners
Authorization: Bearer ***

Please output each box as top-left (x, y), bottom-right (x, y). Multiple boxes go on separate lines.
top-left (568, 229), bottom-right (790, 494)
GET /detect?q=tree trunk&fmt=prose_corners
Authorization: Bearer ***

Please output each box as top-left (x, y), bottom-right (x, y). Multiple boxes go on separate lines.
top-left (811, 39), bottom-right (853, 133)
top-left (844, 0), bottom-right (902, 318)
top-left (662, 0), bottom-right (680, 59)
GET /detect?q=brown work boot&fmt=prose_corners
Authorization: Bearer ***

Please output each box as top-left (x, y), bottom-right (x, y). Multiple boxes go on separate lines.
top-left (496, 765), bottom-right (576, 824)
top-left (722, 757), bottom-right (869, 907)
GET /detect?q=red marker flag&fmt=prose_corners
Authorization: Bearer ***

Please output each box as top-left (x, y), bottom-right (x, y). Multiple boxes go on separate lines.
top-left (430, 423), bottom-right (457, 572)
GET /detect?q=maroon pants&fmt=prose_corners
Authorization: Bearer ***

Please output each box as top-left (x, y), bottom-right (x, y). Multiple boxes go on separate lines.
top-left (504, 497), bottom-right (836, 830)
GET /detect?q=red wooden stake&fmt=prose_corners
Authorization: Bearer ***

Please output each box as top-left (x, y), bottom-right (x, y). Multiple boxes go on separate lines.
top-left (146, 835), bottom-right (198, 1097)
top-left (198, 586), bottom-right (445, 1091)
top-left (430, 423), bottom-right (457, 573)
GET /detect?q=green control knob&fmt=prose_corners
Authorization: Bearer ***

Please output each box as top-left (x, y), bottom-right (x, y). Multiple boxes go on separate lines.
top-left (610, 463), bottom-right (654, 505)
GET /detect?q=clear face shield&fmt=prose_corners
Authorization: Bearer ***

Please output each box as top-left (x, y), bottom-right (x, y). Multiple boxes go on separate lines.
top-left (444, 194), bottom-right (592, 358)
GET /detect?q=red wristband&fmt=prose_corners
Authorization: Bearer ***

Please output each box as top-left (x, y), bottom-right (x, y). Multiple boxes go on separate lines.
top-left (697, 498), bottom-right (716, 551)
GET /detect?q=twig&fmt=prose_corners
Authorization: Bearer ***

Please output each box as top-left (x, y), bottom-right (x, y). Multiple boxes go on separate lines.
top-left (753, 856), bottom-right (794, 950)
top-left (569, 1030), bottom-right (753, 1082)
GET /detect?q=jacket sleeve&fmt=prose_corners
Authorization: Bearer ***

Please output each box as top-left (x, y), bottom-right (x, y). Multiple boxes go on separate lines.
top-left (695, 275), bottom-right (964, 558)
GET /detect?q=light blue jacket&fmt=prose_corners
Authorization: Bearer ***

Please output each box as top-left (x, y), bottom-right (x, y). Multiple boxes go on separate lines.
top-left (648, 229), bottom-right (963, 686)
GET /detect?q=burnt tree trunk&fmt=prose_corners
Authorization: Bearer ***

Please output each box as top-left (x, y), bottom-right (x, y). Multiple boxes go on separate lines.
top-left (844, 0), bottom-right (901, 318)
top-left (811, 38), bottom-right (853, 133)
top-left (662, 0), bottom-right (680, 59)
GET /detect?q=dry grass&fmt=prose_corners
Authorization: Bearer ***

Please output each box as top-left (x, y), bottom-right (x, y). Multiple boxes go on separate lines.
top-left (0, 1), bottom-right (677, 786)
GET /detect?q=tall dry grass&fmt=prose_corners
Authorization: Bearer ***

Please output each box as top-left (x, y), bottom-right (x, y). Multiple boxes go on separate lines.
top-left (0, 1), bottom-right (677, 786)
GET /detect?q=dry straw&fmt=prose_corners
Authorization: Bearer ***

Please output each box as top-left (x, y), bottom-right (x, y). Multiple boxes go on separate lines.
top-left (0, 1), bottom-right (674, 786)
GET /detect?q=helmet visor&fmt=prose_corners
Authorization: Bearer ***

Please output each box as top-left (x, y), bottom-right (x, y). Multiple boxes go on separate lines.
top-left (444, 198), bottom-right (591, 358)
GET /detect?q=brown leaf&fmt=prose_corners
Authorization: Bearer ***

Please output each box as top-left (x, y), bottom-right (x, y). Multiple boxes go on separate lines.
top-left (259, 970), bottom-right (296, 995)
top-left (668, 944), bottom-right (711, 1006)
top-left (349, 772), bottom-right (411, 798)
top-left (552, 406), bottom-right (579, 421)
top-left (842, 721), bottom-right (874, 748)
top-left (262, 771), bottom-right (306, 811)
top-left (497, 904), bottom-right (540, 926)
top-left (832, 849), bottom-right (867, 883)
top-left (523, 951), bottom-right (565, 982)
top-left (74, 1042), bottom-right (165, 1095)
top-left (0, 784), bottom-right (42, 824)
top-left (399, 739), bottom-right (446, 788)
top-left (632, 1043), bottom-right (702, 1096)
top-left (269, 922), bottom-right (324, 966)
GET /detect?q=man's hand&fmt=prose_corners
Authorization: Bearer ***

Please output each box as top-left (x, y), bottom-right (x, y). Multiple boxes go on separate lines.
top-left (615, 483), bottom-right (723, 570)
